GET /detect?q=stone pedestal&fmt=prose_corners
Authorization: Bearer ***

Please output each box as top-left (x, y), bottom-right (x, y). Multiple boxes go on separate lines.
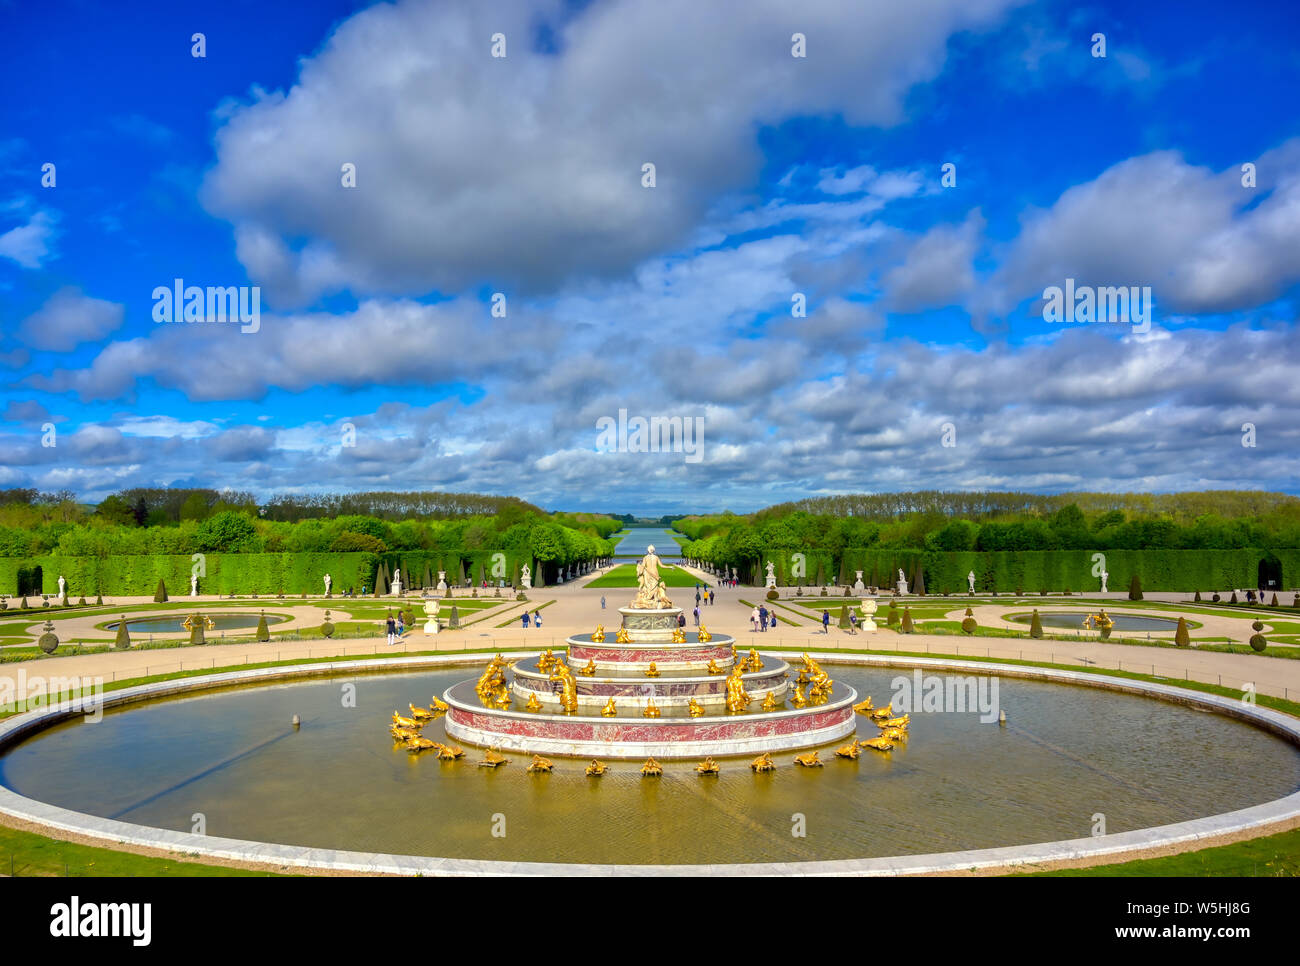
top-left (423, 600), bottom-right (440, 635)
top-left (859, 598), bottom-right (878, 632)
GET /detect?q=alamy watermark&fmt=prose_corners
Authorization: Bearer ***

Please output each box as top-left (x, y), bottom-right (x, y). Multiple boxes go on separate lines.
top-left (889, 669), bottom-right (1000, 723)
top-left (152, 278), bottom-right (261, 333)
top-left (0, 670), bottom-right (104, 721)
top-left (1042, 278), bottom-right (1151, 333)
top-left (595, 408), bottom-right (704, 464)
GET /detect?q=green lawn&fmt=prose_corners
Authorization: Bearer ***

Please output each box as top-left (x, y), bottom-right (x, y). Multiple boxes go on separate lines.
top-left (0, 822), bottom-right (284, 876)
top-left (1033, 826), bottom-right (1300, 877)
top-left (584, 564), bottom-right (707, 589)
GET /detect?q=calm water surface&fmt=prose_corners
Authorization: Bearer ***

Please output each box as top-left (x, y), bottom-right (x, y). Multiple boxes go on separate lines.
top-left (2, 667), bottom-right (1296, 864)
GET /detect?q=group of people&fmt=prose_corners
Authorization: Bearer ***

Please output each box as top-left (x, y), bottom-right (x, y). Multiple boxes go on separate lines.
top-left (384, 613), bottom-right (405, 645)
top-left (695, 584), bottom-right (715, 607)
top-left (749, 604), bottom-right (778, 632)
top-left (520, 609), bottom-right (544, 629)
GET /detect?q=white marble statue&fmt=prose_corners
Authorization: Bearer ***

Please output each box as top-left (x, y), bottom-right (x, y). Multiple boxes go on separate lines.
top-left (436, 570), bottom-right (447, 592)
top-left (853, 570), bottom-right (865, 593)
top-left (191, 573), bottom-right (198, 597)
top-left (633, 546), bottom-right (673, 609)
top-left (390, 568), bottom-right (403, 597)
top-left (1100, 570), bottom-right (1109, 594)
top-left (521, 564), bottom-right (532, 590)
top-left (968, 570), bottom-right (976, 594)
top-left (57, 575), bottom-right (67, 604)
top-left (897, 568), bottom-right (909, 596)
top-left (764, 561), bottom-right (777, 589)
top-left (324, 573), bottom-right (332, 596)
top-left (423, 598), bottom-right (440, 635)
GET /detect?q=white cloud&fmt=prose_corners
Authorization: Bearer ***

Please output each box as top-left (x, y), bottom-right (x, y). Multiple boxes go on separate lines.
top-left (0, 210), bottom-right (58, 269)
top-left (18, 288), bottom-right (124, 350)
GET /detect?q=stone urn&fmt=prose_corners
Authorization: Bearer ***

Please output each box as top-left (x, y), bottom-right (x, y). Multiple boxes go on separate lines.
top-left (423, 598), bottom-right (440, 635)
top-left (859, 598), bottom-right (879, 632)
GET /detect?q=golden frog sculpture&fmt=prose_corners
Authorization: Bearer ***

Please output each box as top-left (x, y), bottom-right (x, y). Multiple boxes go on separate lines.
top-left (879, 714), bottom-right (910, 729)
top-left (696, 757), bottom-right (720, 775)
top-left (750, 753), bottom-right (777, 772)
top-left (537, 649), bottom-right (557, 673)
top-left (671, 626), bottom-right (687, 644)
top-left (869, 704), bottom-right (892, 721)
top-left (640, 758), bottom-right (663, 777)
top-left (881, 727), bottom-right (908, 743)
top-left (475, 654), bottom-right (507, 703)
top-left (430, 696), bottom-right (450, 712)
top-left (793, 751), bottom-right (823, 768)
top-left (405, 736), bottom-right (438, 752)
top-left (527, 755), bottom-right (554, 773)
top-left (601, 697), bottom-right (618, 717)
top-left (760, 691), bottom-right (781, 712)
top-left (477, 749), bottom-right (510, 768)
top-left (790, 687), bottom-right (807, 708)
top-left (746, 649), bottom-right (762, 671)
top-left (725, 665), bottom-right (751, 713)
top-left (391, 711), bottom-right (419, 729)
top-left (435, 743), bottom-right (464, 760)
top-left (687, 697), bottom-right (705, 717)
top-left (578, 659), bottom-right (596, 675)
top-left (525, 693), bottom-right (542, 713)
top-left (644, 662), bottom-right (660, 677)
top-left (493, 688), bottom-right (512, 709)
top-left (697, 626), bottom-right (712, 643)
top-left (705, 659), bottom-right (723, 675)
top-left (834, 741), bottom-right (861, 759)
top-left (549, 661), bottom-right (579, 714)
top-left (585, 760), bottom-right (608, 776)
top-left (390, 727), bottom-right (419, 742)
top-left (591, 624), bottom-right (606, 643)
top-left (853, 697), bottom-right (875, 714)
top-left (616, 627), bottom-right (633, 644)
top-left (860, 735), bottom-right (893, 753)
top-left (643, 699), bottom-right (661, 718)
top-left (409, 703), bottom-right (434, 721)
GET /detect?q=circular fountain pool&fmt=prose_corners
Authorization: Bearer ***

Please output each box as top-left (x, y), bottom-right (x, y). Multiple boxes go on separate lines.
top-left (1008, 612), bottom-right (1183, 631)
top-left (2, 665), bottom-right (1296, 867)
top-left (106, 613), bottom-right (290, 633)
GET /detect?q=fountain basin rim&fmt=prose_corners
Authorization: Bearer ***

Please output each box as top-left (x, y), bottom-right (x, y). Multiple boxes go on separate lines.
top-left (2, 652), bottom-right (1299, 876)
top-left (509, 658), bottom-right (790, 685)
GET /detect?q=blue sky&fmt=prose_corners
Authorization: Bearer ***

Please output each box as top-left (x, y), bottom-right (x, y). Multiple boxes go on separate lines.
top-left (2, 0), bottom-right (1299, 515)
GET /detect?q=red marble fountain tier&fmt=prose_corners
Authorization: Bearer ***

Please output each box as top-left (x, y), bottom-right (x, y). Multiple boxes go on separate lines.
top-left (565, 639), bottom-right (734, 669)
top-left (443, 680), bottom-right (858, 759)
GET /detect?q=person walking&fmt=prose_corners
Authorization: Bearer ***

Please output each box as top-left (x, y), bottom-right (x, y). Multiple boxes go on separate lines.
top-left (534, 609), bottom-right (543, 630)
top-left (385, 614), bottom-right (396, 646)
top-left (693, 605), bottom-right (700, 626)
top-left (750, 607), bottom-right (759, 632)
top-left (758, 605), bottom-right (768, 632)
top-left (770, 611), bottom-right (778, 631)
top-left (522, 611), bottom-right (530, 629)
top-left (821, 610), bottom-right (831, 634)
top-left (397, 613), bottom-right (406, 637)
top-left (601, 595), bottom-right (606, 610)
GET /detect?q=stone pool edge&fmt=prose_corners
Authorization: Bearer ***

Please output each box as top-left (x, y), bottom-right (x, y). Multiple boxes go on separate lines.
top-left (1, 651), bottom-right (1297, 877)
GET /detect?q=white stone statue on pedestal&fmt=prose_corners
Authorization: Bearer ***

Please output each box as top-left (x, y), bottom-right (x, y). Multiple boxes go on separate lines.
top-left (853, 570), bottom-right (865, 593)
top-left (521, 565), bottom-right (532, 590)
top-left (968, 570), bottom-right (976, 594)
top-left (390, 568), bottom-right (403, 597)
top-left (57, 575), bottom-right (67, 604)
top-left (859, 598), bottom-right (878, 632)
top-left (633, 546), bottom-right (673, 609)
top-left (1100, 570), bottom-right (1109, 594)
top-left (324, 573), bottom-right (332, 596)
top-left (764, 561), bottom-right (777, 589)
top-left (436, 570), bottom-right (447, 592)
top-left (191, 573), bottom-right (199, 597)
top-left (423, 599), bottom-right (440, 635)
top-left (897, 569), bottom-right (908, 595)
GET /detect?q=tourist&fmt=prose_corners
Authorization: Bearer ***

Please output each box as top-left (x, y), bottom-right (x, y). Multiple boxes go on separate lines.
top-left (750, 607), bottom-right (759, 632)
top-left (758, 604), bottom-right (768, 631)
top-left (522, 611), bottom-right (530, 629)
top-left (822, 610), bottom-right (830, 633)
top-left (693, 605), bottom-right (700, 625)
top-left (601, 595), bottom-right (606, 610)
top-left (770, 612), bottom-right (778, 631)
top-left (678, 613), bottom-right (686, 629)
top-left (709, 589), bottom-right (715, 605)
top-left (534, 609), bottom-right (543, 629)
top-left (848, 611), bottom-right (857, 634)
top-left (385, 615), bottom-right (396, 646)
top-left (397, 614), bottom-right (405, 636)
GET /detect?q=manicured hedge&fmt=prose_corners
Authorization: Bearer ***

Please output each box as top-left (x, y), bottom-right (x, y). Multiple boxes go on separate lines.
top-left (758, 548), bottom-right (1300, 593)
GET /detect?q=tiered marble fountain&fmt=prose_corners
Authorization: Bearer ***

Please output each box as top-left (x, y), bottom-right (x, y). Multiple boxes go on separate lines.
top-left (443, 548), bottom-right (858, 759)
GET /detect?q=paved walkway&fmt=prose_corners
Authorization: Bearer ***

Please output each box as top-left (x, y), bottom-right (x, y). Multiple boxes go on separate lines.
top-left (4, 572), bottom-right (1300, 702)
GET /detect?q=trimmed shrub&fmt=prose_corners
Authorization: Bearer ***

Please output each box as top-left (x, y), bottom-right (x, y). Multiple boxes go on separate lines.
top-left (1193, 591), bottom-right (1201, 602)
top-left (256, 612), bottom-right (270, 642)
top-left (1270, 594), bottom-right (1279, 606)
top-left (1230, 591), bottom-right (1238, 604)
top-left (820, 586), bottom-right (828, 596)
top-left (154, 578), bottom-right (168, 603)
top-left (1128, 575), bottom-right (1143, 601)
top-left (886, 603), bottom-right (899, 627)
top-left (1252, 620), bottom-right (1264, 632)
top-left (961, 616), bottom-right (977, 635)
top-left (765, 589), bottom-right (778, 601)
top-left (320, 609), bottom-right (335, 639)
top-left (1212, 593), bottom-right (1220, 602)
top-left (449, 605), bottom-right (460, 630)
top-left (115, 617), bottom-right (131, 650)
top-left (1250, 633), bottom-right (1267, 652)
top-left (1174, 617), bottom-right (1190, 647)
top-left (95, 593), bottom-right (103, 605)
top-left (19, 597), bottom-right (28, 609)
top-left (900, 606), bottom-right (915, 634)
top-left (77, 596), bottom-right (86, 606)
top-left (38, 621), bottom-right (59, 654)
top-left (1029, 610), bottom-right (1043, 639)
top-left (964, 606), bottom-right (974, 617)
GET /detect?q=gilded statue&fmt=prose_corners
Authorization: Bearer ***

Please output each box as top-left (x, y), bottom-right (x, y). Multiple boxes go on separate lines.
top-left (601, 696), bottom-right (618, 717)
top-left (525, 693), bottom-right (542, 713)
top-left (750, 753), bottom-right (777, 772)
top-left (834, 741), bottom-right (861, 759)
top-left (616, 627), bottom-right (633, 644)
top-left (671, 626), bottom-right (687, 644)
top-left (641, 758), bottom-right (663, 777)
top-left (585, 760), bottom-right (608, 776)
top-left (579, 659), bottom-right (596, 675)
top-left (591, 624), bottom-right (606, 643)
top-left (793, 751), bottom-right (823, 767)
top-left (549, 660), bottom-right (579, 714)
top-left (725, 664), bottom-right (751, 713)
top-left (643, 699), bottom-right (661, 718)
top-left (705, 659), bottom-right (723, 675)
top-left (478, 749), bottom-right (509, 768)
top-left (687, 697), bottom-right (705, 717)
top-left (697, 626), bottom-right (712, 643)
top-left (527, 755), bottom-right (554, 773)
top-left (760, 691), bottom-right (780, 712)
top-left (695, 757), bottom-right (720, 775)
top-left (644, 662), bottom-right (660, 677)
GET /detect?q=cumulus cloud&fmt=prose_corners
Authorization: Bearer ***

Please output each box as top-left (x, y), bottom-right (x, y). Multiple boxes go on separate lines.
top-left (201, 0), bottom-right (1018, 303)
top-left (18, 288), bottom-right (125, 351)
top-left (0, 209), bottom-right (58, 269)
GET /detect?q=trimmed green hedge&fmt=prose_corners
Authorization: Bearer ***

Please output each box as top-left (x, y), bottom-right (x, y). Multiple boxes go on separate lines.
top-left (759, 548), bottom-right (1300, 593)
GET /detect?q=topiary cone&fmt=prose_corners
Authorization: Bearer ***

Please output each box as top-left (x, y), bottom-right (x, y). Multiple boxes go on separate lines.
top-left (886, 602), bottom-right (898, 626)
top-left (838, 603), bottom-right (850, 628)
top-left (900, 606), bottom-right (914, 634)
top-left (1174, 617), bottom-right (1190, 647)
top-left (1128, 575), bottom-right (1143, 601)
top-left (154, 578), bottom-right (169, 603)
top-left (115, 617), bottom-right (131, 650)
top-left (1029, 609), bottom-right (1043, 639)
top-left (1193, 590), bottom-right (1201, 602)
top-left (256, 611), bottom-right (270, 642)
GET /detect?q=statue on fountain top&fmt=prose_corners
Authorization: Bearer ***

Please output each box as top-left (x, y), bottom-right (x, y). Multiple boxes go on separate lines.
top-left (632, 546), bottom-right (674, 609)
